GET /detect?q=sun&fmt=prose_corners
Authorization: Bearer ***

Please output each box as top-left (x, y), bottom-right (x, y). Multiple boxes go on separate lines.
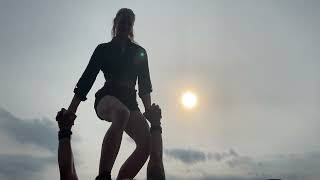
top-left (181, 91), bottom-right (197, 109)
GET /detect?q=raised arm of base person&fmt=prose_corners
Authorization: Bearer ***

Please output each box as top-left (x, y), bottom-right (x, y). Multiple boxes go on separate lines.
top-left (56, 108), bottom-right (78, 180)
top-left (144, 103), bottom-right (165, 180)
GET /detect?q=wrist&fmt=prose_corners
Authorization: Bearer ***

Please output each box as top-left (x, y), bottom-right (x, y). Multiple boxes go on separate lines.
top-left (150, 121), bottom-right (161, 127)
top-left (68, 106), bottom-right (77, 114)
top-left (150, 125), bottom-right (162, 134)
top-left (145, 106), bottom-right (151, 112)
top-left (58, 129), bottom-right (72, 140)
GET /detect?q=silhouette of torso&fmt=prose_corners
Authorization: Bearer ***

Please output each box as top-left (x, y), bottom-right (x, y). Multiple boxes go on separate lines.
top-left (73, 37), bottom-right (152, 106)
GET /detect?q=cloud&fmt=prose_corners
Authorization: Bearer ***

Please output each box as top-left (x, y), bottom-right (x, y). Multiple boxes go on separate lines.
top-left (224, 151), bottom-right (320, 180)
top-left (164, 148), bottom-right (238, 164)
top-left (207, 149), bottom-right (239, 162)
top-left (164, 148), bottom-right (207, 164)
top-left (0, 107), bottom-right (75, 180)
top-left (164, 147), bottom-right (320, 180)
top-left (0, 108), bottom-right (57, 152)
top-left (0, 154), bottom-right (55, 180)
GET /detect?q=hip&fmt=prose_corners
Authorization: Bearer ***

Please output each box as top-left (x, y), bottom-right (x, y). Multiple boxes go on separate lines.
top-left (94, 85), bottom-right (139, 113)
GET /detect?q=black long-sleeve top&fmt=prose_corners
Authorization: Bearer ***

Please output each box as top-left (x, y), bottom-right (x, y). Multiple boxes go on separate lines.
top-left (73, 38), bottom-right (152, 101)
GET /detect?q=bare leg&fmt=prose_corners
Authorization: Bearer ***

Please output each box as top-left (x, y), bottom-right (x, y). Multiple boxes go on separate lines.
top-left (117, 111), bottom-right (151, 180)
top-left (96, 96), bottom-right (130, 177)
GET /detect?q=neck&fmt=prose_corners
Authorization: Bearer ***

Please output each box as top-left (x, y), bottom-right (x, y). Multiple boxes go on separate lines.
top-left (114, 35), bottom-right (130, 41)
top-left (113, 36), bottom-right (130, 47)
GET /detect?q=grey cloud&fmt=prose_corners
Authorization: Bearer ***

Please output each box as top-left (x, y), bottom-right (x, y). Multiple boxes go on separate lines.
top-left (0, 154), bottom-right (55, 180)
top-left (0, 107), bottom-right (83, 180)
top-left (164, 148), bottom-right (320, 180)
top-left (164, 148), bottom-right (238, 164)
top-left (227, 156), bottom-right (256, 168)
top-left (0, 108), bottom-right (57, 152)
top-left (207, 149), bottom-right (239, 161)
top-left (225, 152), bottom-right (320, 180)
top-left (164, 148), bottom-right (207, 164)
top-left (229, 149), bottom-right (239, 157)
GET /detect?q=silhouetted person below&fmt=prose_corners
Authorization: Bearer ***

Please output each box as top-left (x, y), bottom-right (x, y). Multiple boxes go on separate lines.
top-left (56, 103), bottom-right (165, 180)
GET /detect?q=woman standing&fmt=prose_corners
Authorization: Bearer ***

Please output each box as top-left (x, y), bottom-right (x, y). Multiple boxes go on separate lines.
top-left (60, 8), bottom-right (153, 180)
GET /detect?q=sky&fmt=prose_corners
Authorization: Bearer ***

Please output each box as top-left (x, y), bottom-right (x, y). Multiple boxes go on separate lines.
top-left (0, 0), bottom-right (319, 179)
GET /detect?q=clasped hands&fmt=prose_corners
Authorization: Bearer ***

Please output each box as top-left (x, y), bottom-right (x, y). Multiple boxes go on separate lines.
top-left (56, 103), bottom-right (162, 129)
top-left (56, 108), bottom-right (77, 130)
top-left (143, 103), bottom-right (162, 126)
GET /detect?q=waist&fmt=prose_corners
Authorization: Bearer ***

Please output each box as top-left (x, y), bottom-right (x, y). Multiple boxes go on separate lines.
top-left (96, 81), bottom-right (136, 97)
top-left (111, 80), bottom-right (135, 89)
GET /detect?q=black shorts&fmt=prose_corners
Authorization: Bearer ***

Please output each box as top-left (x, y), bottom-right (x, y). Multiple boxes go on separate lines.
top-left (94, 86), bottom-right (140, 120)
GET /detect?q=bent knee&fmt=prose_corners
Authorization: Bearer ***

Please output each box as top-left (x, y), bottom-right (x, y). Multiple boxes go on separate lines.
top-left (114, 107), bottom-right (130, 120)
top-left (98, 104), bottom-right (130, 122)
top-left (108, 107), bottom-right (130, 129)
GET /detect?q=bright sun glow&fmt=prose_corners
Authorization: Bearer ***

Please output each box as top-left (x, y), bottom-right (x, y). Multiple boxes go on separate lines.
top-left (181, 91), bottom-right (197, 109)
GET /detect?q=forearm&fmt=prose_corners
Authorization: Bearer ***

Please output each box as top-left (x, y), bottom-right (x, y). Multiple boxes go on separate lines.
top-left (147, 129), bottom-right (165, 180)
top-left (140, 93), bottom-right (151, 111)
top-left (58, 138), bottom-right (75, 177)
top-left (149, 131), bottom-right (163, 161)
top-left (68, 95), bottom-right (81, 114)
top-left (56, 109), bottom-right (78, 180)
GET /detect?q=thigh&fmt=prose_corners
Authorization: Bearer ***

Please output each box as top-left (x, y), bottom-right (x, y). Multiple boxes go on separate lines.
top-left (96, 95), bottom-right (129, 122)
top-left (125, 111), bottom-right (151, 146)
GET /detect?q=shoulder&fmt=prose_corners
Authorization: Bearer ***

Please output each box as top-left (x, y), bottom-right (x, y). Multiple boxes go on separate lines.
top-left (130, 41), bottom-right (147, 53)
top-left (93, 43), bottom-right (113, 55)
top-left (96, 42), bottom-right (111, 50)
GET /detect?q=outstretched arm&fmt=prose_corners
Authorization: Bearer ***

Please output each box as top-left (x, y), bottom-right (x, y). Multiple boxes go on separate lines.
top-left (144, 104), bottom-right (165, 180)
top-left (147, 129), bottom-right (165, 180)
top-left (56, 108), bottom-right (78, 180)
top-left (68, 95), bottom-right (81, 114)
top-left (138, 49), bottom-right (153, 111)
top-left (71, 44), bottom-right (103, 113)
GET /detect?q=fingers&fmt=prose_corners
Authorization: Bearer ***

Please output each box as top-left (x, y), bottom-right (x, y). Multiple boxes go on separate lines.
top-left (64, 110), bottom-right (77, 121)
top-left (56, 108), bottom-right (77, 130)
top-left (56, 108), bottom-right (77, 122)
top-left (150, 103), bottom-right (159, 109)
top-left (56, 113), bottom-right (61, 122)
top-left (147, 103), bottom-right (162, 120)
top-left (56, 108), bottom-right (66, 120)
top-left (144, 103), bottom-right (163, 123)
top-left (149, 104), bottom-right (161, 112)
